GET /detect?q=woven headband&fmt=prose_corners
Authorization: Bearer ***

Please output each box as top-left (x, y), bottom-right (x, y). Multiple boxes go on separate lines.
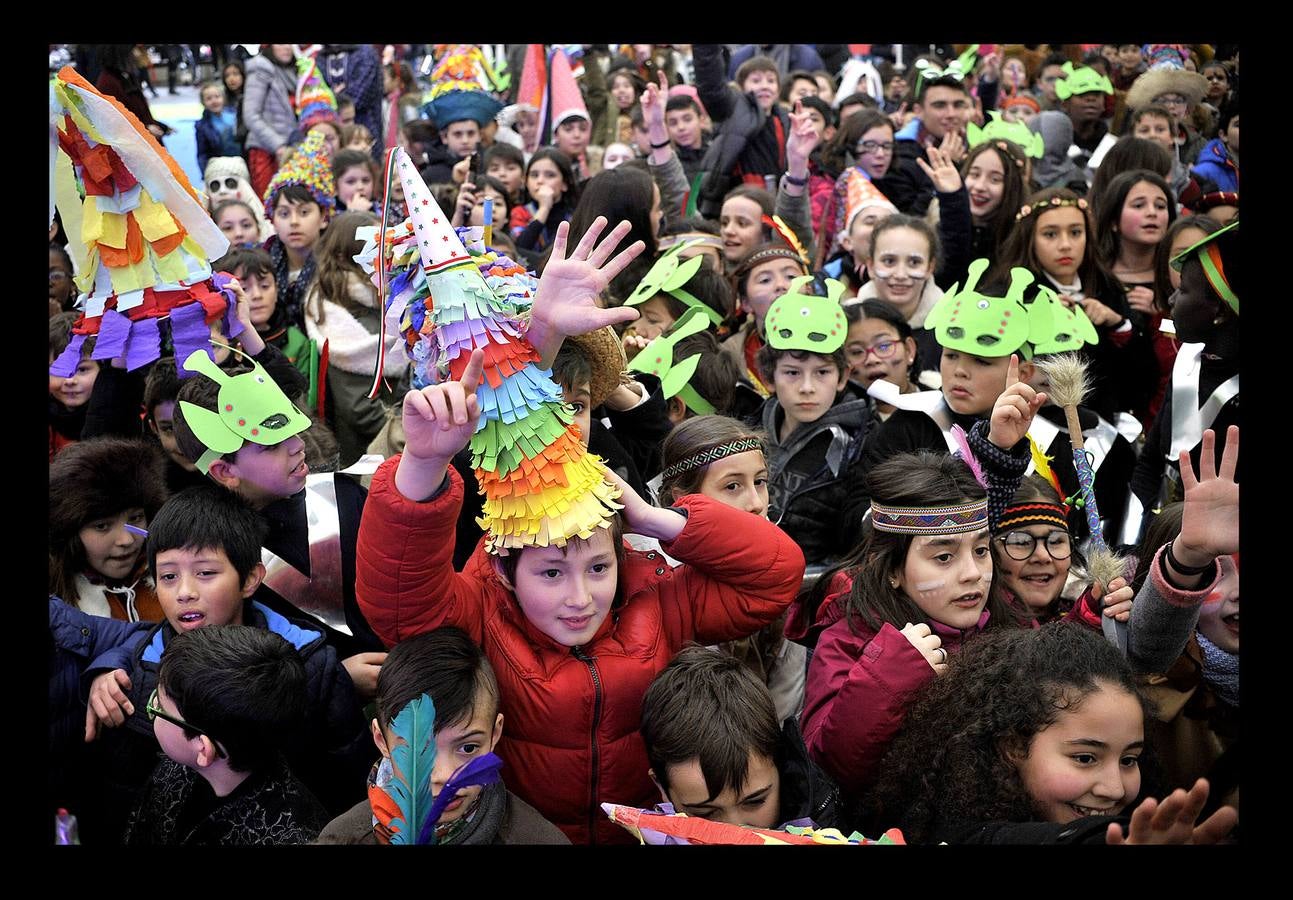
top-left (659, 232), bottom-right (723, 252)
top-left (1016, 196), bottom-right (1088, 223)
top-left (996, 502), bottom-right (1069, 534)
top-left (660, 437), bottom-right (764, 483)
top-left (870, 499), bottom-right (990, 535)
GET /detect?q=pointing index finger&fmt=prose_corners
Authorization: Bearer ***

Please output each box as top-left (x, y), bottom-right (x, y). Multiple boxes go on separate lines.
top-left (1005, 353), bottom-right (1020, 389)
top-left (459, 348), bottom-right (486, 394)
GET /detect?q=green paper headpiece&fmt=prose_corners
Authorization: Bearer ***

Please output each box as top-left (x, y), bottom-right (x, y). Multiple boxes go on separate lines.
top-left (625, 240), bottom-right (723, 327)
top-left (966, 111), bottom-right (1045, 159)
top-left (956, 45), bottom-right (980, 76)
top-left (177, 345), bottom-right (312, 474)
top-left (925, 259), bottom-right (1049, 358)
top-left (1028, 286), bottom-right (1100, 355)
top-left (764, 276), bottom-right (847, 354)
top-left (1055, 62), bottom-right (1113, 100)
top-left (1170, 219), bottom-right (1239, 315)
top-left (626, 307), bottom-right (716, 415)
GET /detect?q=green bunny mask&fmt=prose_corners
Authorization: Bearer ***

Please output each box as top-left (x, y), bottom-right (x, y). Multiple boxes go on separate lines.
top-left (1029, 286), bottom-right (1100, 355)
top-left (626, 307), bottom-right (716, 415)
top-left (624, 240), bottom-right (722, 326)
top-left (966, 111), bottom-right (1045, 159)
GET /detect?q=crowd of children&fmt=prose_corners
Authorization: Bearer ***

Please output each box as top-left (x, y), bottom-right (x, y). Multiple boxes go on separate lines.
top-left (49, 41), bottom-right (1240, 847)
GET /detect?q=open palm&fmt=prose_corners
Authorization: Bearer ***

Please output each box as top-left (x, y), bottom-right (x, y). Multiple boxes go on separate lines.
top-left (1177, 426), bottom-right (1239, 559)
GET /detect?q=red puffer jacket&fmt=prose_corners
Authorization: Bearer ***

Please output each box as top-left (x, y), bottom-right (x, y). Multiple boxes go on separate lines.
top-left (356, 457), bottom-right (805, 845)
top-left (800, 588), bottom-right (991, 798)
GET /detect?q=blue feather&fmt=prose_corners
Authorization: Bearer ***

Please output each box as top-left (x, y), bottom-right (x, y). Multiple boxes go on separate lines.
top-left (384, 694), bottom-right (437, 845)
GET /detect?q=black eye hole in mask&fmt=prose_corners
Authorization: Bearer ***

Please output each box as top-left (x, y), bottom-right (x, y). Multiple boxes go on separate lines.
top-left (976, 334), bottom-right (1001, 347)
top-left (259, 413), bottom-right (290, 430)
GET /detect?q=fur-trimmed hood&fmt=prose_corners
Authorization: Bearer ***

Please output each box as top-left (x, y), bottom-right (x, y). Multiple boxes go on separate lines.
top-left (49, 437), bottom-right (169, 549)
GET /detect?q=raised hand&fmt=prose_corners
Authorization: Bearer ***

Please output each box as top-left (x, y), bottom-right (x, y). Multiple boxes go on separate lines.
top-left (621, 330), bottom-right (651, 360)
top-left (916, 145), bottom-right (963, 193)
top-left (599, 463), bottom-right (686, 541)
top-left (1173, 426), bottom-right (1239, 568)
top-left (528, 217), bottom-right (644, 367)
top-left (226, 277), bottom-right (266, 355)
top-left (394, 349), bottom-right (485, 501)
top-left (901, 622), bottom-right (948, 674)
top-left (641, 69), bottom-right (669, 137)
top-left (1105, 779), bottom-right (1238, 845)
top-left (988, 354), bottom-right (1048, 450)
top-left (785, 100), bottom-right (822, 168)
top-left (939, 128), bottom-right (966, 164)
top-left (889, 102), bottom-right (908, 130)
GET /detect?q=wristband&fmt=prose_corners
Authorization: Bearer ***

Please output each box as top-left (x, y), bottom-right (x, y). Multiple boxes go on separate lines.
top-left (1164, 539), bottom-right (1214, 575)
top-left (783, 173), bottom-right (808, 187)
top-left (650, 138), bottom-right (671, 149)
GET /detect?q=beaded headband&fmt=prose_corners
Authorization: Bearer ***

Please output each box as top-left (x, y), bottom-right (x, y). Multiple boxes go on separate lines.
top-left (1015, 196), bottom-right (1088, 223)
top-left (996, 502), bottom-right (1069, 534)
top-left (869, 499), bottom-right (990, 535)
top-left (660, 437), bottom-right (764, 483)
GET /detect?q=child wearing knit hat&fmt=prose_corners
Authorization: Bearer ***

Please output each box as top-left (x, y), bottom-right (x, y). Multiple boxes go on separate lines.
top-left (262, 130), bottom-right (336, 328)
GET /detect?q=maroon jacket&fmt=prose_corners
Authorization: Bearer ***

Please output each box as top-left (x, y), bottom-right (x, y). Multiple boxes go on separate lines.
top-left (94, 69), bottom-right (160, 130)
top-left (355, 457), bottom-right (804, 844)
top-left (800, 589), bottom-right (991, 797)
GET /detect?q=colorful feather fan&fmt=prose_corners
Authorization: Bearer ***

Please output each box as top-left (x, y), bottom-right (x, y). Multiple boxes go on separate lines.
top-left (601, 803), bottom-right (905, 845)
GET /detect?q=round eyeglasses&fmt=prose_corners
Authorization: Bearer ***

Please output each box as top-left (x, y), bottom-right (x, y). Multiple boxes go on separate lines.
top-left (996, 529), bottom-right (1072, 561)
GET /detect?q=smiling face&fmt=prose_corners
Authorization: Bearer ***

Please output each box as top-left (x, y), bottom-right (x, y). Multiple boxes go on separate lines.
top-left (216, 204), bottom-right (260, 249)
top-left (695, 450), bottom-right (769, 519)
top-left (773, 352), bottom-right (844, 436)
top-left (870, 226), bottom-right (932, 317)
top-left (336, 164), bottom-right (373, 208)
top-left (154, 545), bottom-right (259, 632)
top-left (995, 525), bottom-right (1072, 613)
top-left (743, 258), bottom-right (805, 330)
top-left (79, 507), bottom-right (147, 580)
top-left (660, 752), bottom-right (780, 828)
top-left (916, 85), bottom-right (971, 140)
top-left (895, 528), bottom-right (994, 629)
top-left (855, 124), bottom-right (896, 180)
top-left (1196, 556), bottom-right (1239, 653)
top-left (720, 196), bottom-right (766, 264)
top-left (1016, 681), bottom-right (1144, 823)
top-left (50, 356), bottom-right (100, 409)
top-left (940, 349), bottom-right (1015, 416)
top-left (844, 317), bottom-right (915, 390)
top-left (1117, 181), bottom-right (1169, 247)
top-left (741, 69), bottom-right (779, 113)
top-left (507, 528), bottom-right (619, 647)
top-left (966, 150), bottom-right (1006, 221)
top-left (1033, 206), bottom-right (1087, 282)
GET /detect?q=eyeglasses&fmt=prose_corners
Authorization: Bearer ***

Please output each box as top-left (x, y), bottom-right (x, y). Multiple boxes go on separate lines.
top-left (848, 340), bottom-right (900, 361)
top-left (996, 529), bottom-right (1072, 561)
top-left (1154, 95), bottom-right (1188, 108)
top-left (146, 687), bottom-right (227, 758)
top-left (208, 177), bottom-right (240, 192)
top-left (856, 140), bottom-right (896, 155)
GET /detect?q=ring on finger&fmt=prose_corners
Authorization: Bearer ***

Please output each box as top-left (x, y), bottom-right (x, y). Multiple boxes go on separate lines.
top-left (935, 646), bottom-right (948, 665)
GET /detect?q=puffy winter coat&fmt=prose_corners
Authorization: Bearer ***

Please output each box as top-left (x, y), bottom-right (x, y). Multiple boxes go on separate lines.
top-left (243, 53), bottom-right (298, 154)
top-left (1191, 138), bottom-right (1238, 193)
top-left (355, 458), bottom-right (805, 844)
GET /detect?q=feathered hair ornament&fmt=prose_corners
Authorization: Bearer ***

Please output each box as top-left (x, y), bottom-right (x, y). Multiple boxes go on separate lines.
top-left (368, 693), bottom-right (504, 845)
top-left (1028, 433), bottom-right (1069, 511)
top-left (761, 214), bottom-right (811, 269)
top-left (950, 423), bottom-right (989, 490)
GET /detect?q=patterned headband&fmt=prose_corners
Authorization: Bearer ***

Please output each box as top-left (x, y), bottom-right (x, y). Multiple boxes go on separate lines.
top-left (996, 502), bottom-right (1069, 534)
top-left (869, 499), bottom-right (990, 535)
top-left (660, 438), bottom-right (765, 483)
top-left (1016, 196), bottom-right (1088, 223)
top-left (659, 232), bottom-right (724, 252)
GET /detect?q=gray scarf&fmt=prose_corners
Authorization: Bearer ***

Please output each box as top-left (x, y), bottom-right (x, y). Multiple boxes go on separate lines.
top-left (1196, 632), bottom-right (1240, 708)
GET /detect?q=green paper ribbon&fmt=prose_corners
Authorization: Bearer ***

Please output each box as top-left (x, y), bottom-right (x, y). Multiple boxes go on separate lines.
top-left (625, 240), bottom-right (722, 326)
top-left (626, 307), bottom-right (716, 415)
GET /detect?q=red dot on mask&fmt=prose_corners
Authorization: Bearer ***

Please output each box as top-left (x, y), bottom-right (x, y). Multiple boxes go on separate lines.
top-left (251, 428), bottom-right (259, 436)
top-left (225, 404), bottom-right (233, 411)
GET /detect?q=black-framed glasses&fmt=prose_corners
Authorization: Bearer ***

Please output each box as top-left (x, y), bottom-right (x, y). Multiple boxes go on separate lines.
top-left (147, 687), bottom-right (227, 758)
top-left (856, 140), bottom-right (896, 155)
top-left (997, 529), bottom-right (1072, 561)
top-left (208, 177), bottom-right (240, 192)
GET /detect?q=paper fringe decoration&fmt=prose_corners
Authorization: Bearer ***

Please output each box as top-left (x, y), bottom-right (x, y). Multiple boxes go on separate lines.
top-left (49, 66), bottom-right (234, 377)
top-left (601, 803), bottom-right (905, 845)
top-left (357, 148), bottom-right (622, 552)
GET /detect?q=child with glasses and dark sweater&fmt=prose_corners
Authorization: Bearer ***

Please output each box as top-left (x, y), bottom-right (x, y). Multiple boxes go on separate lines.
top-left (125, 625), bottom-right (329, 845)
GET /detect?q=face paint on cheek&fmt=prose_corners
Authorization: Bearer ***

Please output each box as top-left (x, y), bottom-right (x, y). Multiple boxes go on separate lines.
top-left (915, 580), bottom-right (946, 593)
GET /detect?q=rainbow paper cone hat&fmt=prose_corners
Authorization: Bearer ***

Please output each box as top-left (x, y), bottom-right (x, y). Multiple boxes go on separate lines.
top-left (422, 45), bottom-right (505, 127)
top-left (366, 148), bottom-right (620, 552)
top-left (293, 48), bottom-right (339, 129)
top-left (49, 66), bottom-right (238, 377)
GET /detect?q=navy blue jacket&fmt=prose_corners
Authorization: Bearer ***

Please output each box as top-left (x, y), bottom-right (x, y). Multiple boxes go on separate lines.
top-left (84, 601), bottom-right (372, 843)
top-left (194, 109), bottom-right (243, 176)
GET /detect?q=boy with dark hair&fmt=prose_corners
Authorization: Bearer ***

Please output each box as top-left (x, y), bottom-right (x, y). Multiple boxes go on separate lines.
top-left (316, 626), bottom-right (569, 844)
top-left (125, 625), bottom-right (328, 845)
top-left (169, 344), bottom-right (384, 661)
top-left (1192, 97), bottom-right (1238, 193)
top-left (262, 131), bottom-right (335, 329)
top-left (881, 73), bottom-right (973, 216)
top-left (483, 143), bottom-right (526, 204)
top-left (665, 93), bottom-right (710, 183)
top-left (754, 281), bottom-right (869, 565)
top-left (640, 646), bottom-right (841, 829)
top-left (1036, 53), bottom-right (1070, 108)
top-left (83, 485), bottom-right (372, 842)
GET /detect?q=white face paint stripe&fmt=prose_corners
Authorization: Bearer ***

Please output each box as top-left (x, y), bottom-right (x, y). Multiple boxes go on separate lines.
top-left (915, 580), bottom-right (946, 593)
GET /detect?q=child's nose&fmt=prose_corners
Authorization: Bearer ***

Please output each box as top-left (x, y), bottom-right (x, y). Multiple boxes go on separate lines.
top-left (1091, 764), bottom-right (1128, 801)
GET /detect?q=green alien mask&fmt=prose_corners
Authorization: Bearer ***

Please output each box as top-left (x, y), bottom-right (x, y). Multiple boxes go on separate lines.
top-left (1055, 62), bottom-right (1113, 100)
top-left (626, 307), bottom-right (717, 415)
top-left (1028, 285), bottom-right (1100, 355)
top-left (624, 239), bottom-right (722, 327)
top-left (177, 344), bottom-right (313, 474)
top-left (925, 259), bottom-right (1050, 358)
top-left (764, 276), bottom-right (848, 354)
top-left (966, 111), bottom-right (1045, 159)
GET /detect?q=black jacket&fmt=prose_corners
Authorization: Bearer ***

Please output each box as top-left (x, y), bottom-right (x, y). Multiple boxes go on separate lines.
top-left (776, 718), bottom-right (845, 830)
top-left (419, 142), bottom-right (462, 186)
top-left (126, 756), bottom-right (329, 846)
top-left (761, 393), bottom-right (870, 565)
top-left (84, 601), bottom-right (372, 843)
top-left (596, 372), bottom-right (673, 484)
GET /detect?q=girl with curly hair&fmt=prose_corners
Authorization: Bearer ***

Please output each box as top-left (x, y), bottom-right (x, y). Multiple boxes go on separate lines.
top-left (866, 622), bottom-right (1238, 844)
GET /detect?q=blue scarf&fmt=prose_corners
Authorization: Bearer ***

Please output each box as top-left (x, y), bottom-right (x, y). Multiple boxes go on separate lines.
top-left (1196, 631), bottom-right (1240, 708)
